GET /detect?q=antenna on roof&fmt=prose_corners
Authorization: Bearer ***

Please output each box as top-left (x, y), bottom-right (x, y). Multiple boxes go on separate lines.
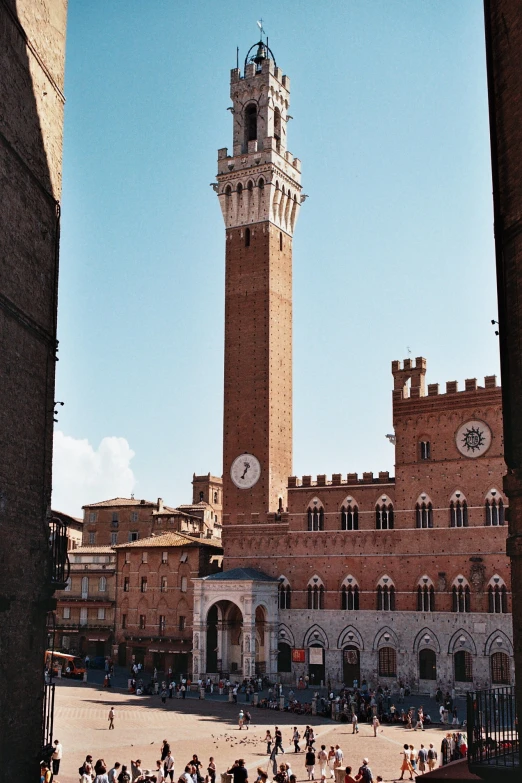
top-left (131, 493), bottom-right (134, 500)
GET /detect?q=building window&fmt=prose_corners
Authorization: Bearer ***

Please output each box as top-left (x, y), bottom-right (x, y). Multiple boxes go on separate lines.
top-left (307, 581), bottom-right (324, 610)
top-left (179, 616), bottom-right (186, 631)
top-left (417, 584), bottom-right (435, 612)
top-left (111, 532), bottom-right (118, 545)
top-left (245, 227), bottom-right (251, 247)
top-left (341, 584), bottom-right (359, 610)
top-left (454, 650), bottom-right (473, 682)
top-left (485, 498), bottom-right (504, 526)
top-left (341, 504), bottom-right (358, 531)
top-left (307, 505), bottom-right (324, 531)
top-left (419, 649), bottom-right (437, 680)
top-left (88, 532), bottom-right (96, 545)
top-left (125, 551), bottom-right (130, 564)
top-left (161, 551), bottom-right (168, 564)
top-left (488, 584), bottom-right (508, 613)
top-left (80, 607), bottom-right (88, 626)
top-left (378, 647), bottom-right (397, 677)
top-left (452, 581), bottom-right (471, 612)
top-left (139, 615), bottom-right (146, 630)
top-left (420, 441), bottom-right (431, 460)
top-left (450, 493), bottom-right (468, 527)
top-left (214, 491), bottom-right (218, 503)
top-left (112, 511), bottom-right (119, 523)
top-left (124, 577), bottom-right (130, 592)
top-left (131, 511), bottom-right (138, 523)
top-left (142, 552), bottom-right (148, 564)
top-left (98, 576), bottom-right (107, 593)
top-left (97, 607), bottom-right (106, 620)
top-left (491, 652), bottom-right (510, 684)
top-left (278, 580), bottom-right (291, 609)
top-left (129, 532), bottom-right (138, 542)
top-left (376, 503), bottom-right (394, 530)
top-left (64, 577), bottom-right (71, 592)
top-left (416, 502), bottom-right (433, 528)
top-left (180, 552), bottom-right (188, 563)
top-left (199, 491), bottom-right (204, 501)
top-left (181, 576), bottom-right (188, 593)
top-left (89, 511), bottom-right (97, 523)
top-left (63, 607), bottom-right (70, 620)
top-left (140, 577), bottom-right (147, 593)
top-left (159, 615), bottom-right (166, 635)
top-left (122, 614), bottom-right (127, 629)
top-left (161, 576), bottom-right (168, 593)
top-left (81, 576), bottom-right (89, 599)
top-left (245, 103), bottom-right (257, 143)
top-left (377, 580), bottom-right (396, 610)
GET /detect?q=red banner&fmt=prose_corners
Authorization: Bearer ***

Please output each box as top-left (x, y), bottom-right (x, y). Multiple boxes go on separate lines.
top-left (292, 648), bottom-right (305, 663)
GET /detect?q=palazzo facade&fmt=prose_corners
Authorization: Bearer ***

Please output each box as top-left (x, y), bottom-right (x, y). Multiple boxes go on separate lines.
top-left (192, 41), bottom-right (513, 692)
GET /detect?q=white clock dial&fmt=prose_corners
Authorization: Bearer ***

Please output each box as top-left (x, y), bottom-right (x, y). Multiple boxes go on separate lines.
top-left (230, 453), bottom-right (261, 489)
top-left (455, 420), bottom-right (492, 458)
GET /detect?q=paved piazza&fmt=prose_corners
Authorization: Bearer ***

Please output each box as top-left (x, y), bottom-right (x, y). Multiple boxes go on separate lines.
top-left (53, 681), bottom-right (454, 782)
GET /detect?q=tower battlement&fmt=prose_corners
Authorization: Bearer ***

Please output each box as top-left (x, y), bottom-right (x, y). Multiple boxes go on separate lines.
top-left (392, 357), bottom-right (498, 402)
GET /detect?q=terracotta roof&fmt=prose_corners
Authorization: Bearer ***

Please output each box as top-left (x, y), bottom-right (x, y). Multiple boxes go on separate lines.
top-left (70, 546), bottom-right (116, 555)
top-left (52, 509), bottom-right (83, 525)
top-left (82, 497), bottom-right (156, 509)
top-left (115, 532), bottom-right (223, 550)
top-left (152, 507), bottom-right (196, 517)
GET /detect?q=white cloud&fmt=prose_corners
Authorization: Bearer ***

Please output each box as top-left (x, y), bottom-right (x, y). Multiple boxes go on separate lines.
top-left (52, 431), bottom-right (136, 517)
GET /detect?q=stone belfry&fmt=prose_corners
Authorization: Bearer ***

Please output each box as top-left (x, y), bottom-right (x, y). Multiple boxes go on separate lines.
top-left (216, 41), bottom-right (302, 527)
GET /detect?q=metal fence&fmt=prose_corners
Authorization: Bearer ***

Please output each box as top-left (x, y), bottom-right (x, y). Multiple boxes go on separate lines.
top-left (467, 687), bottom-right (519, 776)
top-left (49, 516), bottom-right (70, 589)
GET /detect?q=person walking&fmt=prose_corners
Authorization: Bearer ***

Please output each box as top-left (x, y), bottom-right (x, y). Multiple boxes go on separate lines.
top-left (427, 744), bottom-right (438, 771)
top-left (275, 727), bottom-right (284, 754)
top-left (417, 745), bottom-right (428, 774)
top-left (398, 745), bottom-right (414, 781)
top-left (317, 746), bottom-right (328, 779)
top-left (293, 728), bottom-right (301, 753)
top-left (108, 707), bottom-right (115, 730)
top-left (372, 715), bottom-right (380, 736)
top-left (51, 739), bottom-right (63, 777)
top-left (334, 745), bottom-right (343, 769)
top-left (305, 746), bottom-right (316, 781)
top-left (414, 706), bottom-right (424, 731)
top-left (352, 711), bottom-right (359, 734)
top-left (327, 747), bottom-right (335, 777)
top-left (164, 751), bottom-right (175, 782)
top-left (238, 709), bottom-right (244, 729)
top-left (265, 730), bottom-right (273, 755)
top-left (244, 711), bottom-right (251, 729)
top-left (207, 757), bottom-right (216, 783)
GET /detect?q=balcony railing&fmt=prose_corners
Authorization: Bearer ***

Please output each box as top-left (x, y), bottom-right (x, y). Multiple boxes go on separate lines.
top-left (55, 622), bottom-right (113, 631)
top-left (467, 687), bottom-right (519, 780)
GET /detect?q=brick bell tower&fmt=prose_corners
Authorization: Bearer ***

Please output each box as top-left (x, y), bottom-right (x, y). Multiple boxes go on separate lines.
top-left (216, 41), bottom-right (303, 526)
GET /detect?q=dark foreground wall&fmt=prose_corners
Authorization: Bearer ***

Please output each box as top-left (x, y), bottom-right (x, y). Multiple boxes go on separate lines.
top-left (0, 1), bottom-right (67, 778)
top-left (484, 0), bottom-right (522, 723)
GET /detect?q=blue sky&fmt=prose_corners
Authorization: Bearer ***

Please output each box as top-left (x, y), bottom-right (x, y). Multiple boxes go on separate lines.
top-left (52, 1), bottom-right (498, 516)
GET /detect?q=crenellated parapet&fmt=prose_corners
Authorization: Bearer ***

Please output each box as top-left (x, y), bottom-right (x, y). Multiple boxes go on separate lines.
top-left (288, 471), bottom-right (393, 488)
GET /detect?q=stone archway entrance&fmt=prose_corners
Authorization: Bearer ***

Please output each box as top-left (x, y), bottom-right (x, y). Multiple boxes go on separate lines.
top-left (192, 567), bottom-right (280, 680)
top-left (342, 645), bottom-right (360, 686)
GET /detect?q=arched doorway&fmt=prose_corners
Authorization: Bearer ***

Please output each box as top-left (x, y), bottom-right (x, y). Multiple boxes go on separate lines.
top-left (308, 643), bottom-right (325, 687)
top-left (343, 645), bottom-right (360, 686)
top-left (419, 648), bottom-right (437, 680)
top-left (278, 642), bottom-right (292, 673)
top-left (206, 605), bottom-right (218, 673)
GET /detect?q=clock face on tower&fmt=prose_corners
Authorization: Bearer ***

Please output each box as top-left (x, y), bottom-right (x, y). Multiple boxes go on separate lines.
top-left (230, 453), bottom-right (261, 489)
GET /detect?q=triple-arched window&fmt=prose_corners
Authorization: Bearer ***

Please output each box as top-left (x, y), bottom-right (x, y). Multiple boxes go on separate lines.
top-left (376, 500), bottom-right (394, 530)
top-left (341, 502), bottom-right (358, 530)
top-left (307, 577), bottom-right (325, 609)
top-left (485, 489), bottom-right (504, 526)
top-left (307, 502), bottom-right (324, 531)
top-left (416, 494), bottom-right (433, 528)
top-left (452, 576), bottom-right (471, 612)
top-left (488, 575), bottom-right (508, 613)
top-left (417, 577), bottom-right (435, 611)
top-left (376, 577), bottom-right (396, 610)
top-left (450, 491), bottom-right (468, 527)
top-left (341, 576), bottom-right (359, 610)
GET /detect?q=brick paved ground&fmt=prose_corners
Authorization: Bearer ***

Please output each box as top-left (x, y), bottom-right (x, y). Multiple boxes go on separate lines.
top-left (52, 681), bottom-right (460, 783)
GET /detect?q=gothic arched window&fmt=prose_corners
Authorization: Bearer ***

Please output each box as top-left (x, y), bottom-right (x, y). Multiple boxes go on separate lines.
top-left (341, 504), bottom-right (359, 530)
top-left (376, 503), bottom-right (394, 530)
top-left (417, 583), bottom-right (435, 612)
top-left (485, 491), bottom-right (504, 526)
top-left (307, 577), bottom-right (325, 610)
top-left (452, 577), bottom-right (471, 612)
top-left (307, 503), bottom-right (324, 531)
top-left (416, 496), bottom-right (433, 528)
top-left (488, 576), bottom-right (508, 613)
top-left (376, 577), bottom-right (396, 610)
top-left (341, 579), bottom-right (360, 610)
top-left (274, 107), bottom-right (282, 149)
top-left (278, 577), bottom-right (291, 609)
top-left (450, 492), bottom-right (468, 527)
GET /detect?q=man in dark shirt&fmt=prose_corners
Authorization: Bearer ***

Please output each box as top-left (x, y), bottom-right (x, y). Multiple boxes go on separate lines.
top-left (228, 759), bottom-right (248, 783)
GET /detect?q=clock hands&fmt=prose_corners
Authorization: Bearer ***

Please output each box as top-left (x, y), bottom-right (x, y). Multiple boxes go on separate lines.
top-left (241, 461), bottom-right (251, 479)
